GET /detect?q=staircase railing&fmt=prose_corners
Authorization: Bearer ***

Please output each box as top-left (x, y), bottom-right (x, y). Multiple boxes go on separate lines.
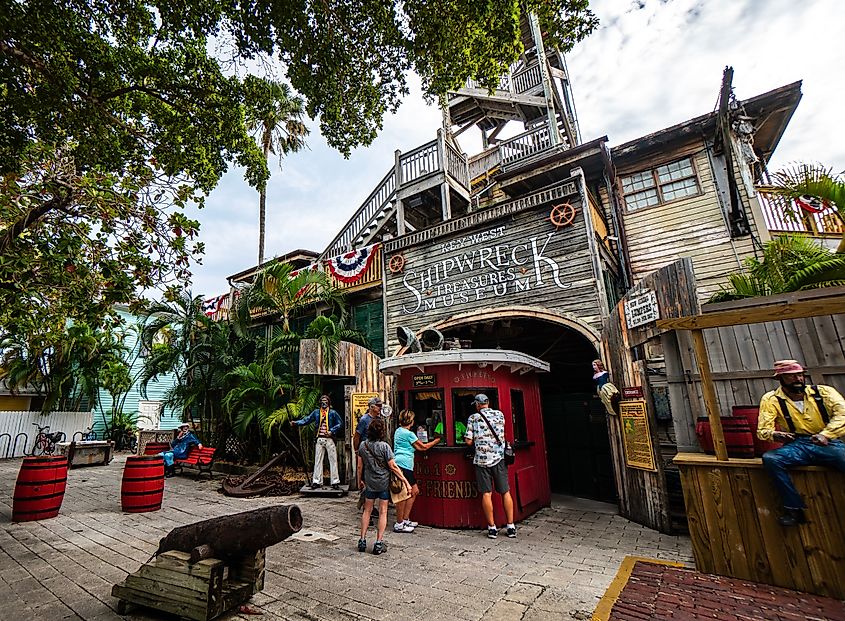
top-left (445, 141), bottom-right (470, 190)
top-left (499, 123), bottom-right (554, 170)
top-left (323, 168), bottom-right (396, 256)
top-left (468, 147), bottom-right (502, 181)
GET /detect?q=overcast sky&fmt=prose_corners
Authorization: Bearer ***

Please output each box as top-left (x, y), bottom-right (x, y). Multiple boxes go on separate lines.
top-left (188, 0), bottom-right (845, 298)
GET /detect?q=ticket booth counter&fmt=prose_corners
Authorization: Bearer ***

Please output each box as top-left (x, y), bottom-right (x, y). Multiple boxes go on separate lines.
top-left (379, 349), bottom-right (550, 528)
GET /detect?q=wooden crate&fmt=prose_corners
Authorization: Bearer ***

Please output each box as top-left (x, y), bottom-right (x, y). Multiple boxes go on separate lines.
top-left (112, 550), bottom-right (262, 621)
top-left (675, 452), bottom-right (845, 599)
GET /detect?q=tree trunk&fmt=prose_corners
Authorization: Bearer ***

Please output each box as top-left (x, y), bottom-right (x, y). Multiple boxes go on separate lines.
top-left (258, 128), bottom-right (270, 266)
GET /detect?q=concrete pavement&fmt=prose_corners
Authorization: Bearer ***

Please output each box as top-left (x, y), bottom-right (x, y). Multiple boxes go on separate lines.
top-left (0, 455), bottom-right (692, 620)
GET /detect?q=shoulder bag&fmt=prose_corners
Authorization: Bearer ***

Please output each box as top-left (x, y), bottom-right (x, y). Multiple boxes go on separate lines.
top-left (364, 441), bottom-right (409, 503)
top-left (476, 410), bottom-right (515, 466)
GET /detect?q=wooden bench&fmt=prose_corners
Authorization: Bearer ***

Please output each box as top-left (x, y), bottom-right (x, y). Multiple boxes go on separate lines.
top-left (143, 442), bottom-right (217, 479)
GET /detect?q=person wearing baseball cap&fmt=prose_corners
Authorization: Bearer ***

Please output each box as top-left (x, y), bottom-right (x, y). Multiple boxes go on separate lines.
top-left (758, 360), bottom-right (845, 526)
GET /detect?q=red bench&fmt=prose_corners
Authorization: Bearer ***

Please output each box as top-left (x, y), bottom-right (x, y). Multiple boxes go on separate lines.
top-left (143, 442), bottom-right (217, 479)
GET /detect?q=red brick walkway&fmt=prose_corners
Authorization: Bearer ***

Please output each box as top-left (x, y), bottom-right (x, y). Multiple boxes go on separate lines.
top-left (609, 561), bottom-right (845, 621)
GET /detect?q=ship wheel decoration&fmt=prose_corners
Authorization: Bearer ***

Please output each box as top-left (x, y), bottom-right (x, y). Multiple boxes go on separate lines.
top-left (388, 253), bottom-right (406, 274)
top-left (549, 203), bottom-right (577, 228)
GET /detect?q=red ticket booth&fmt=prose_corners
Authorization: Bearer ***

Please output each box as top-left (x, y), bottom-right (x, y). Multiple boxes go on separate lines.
top-left (379, 349), bottom-right (551, 528)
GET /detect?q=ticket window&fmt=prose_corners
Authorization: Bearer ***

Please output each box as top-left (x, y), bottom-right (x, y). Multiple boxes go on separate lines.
top-left (409, 389), bottom-right (443, 443)
top-left (511, 389), bottom-right (528, 442)
top-left (448, 388), bottom-right (499, 446)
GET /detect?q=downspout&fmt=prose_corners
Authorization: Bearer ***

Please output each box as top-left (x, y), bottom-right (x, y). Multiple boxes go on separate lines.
top-left (600, 143), bottom-right (633, 291)
top-left (571, 167), bottom-right (610, 318)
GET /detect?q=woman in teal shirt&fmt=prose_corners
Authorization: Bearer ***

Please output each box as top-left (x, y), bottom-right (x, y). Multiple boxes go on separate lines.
top-left (393, 409), bottom-right (440, 532)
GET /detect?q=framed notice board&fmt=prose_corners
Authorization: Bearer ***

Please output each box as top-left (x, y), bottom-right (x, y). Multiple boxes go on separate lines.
top-left (351, 392), bottom-right (379, 428)
top-left (619, 399), bottom-right (657, 471)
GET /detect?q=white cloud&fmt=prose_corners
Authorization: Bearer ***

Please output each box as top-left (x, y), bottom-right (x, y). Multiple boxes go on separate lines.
top-left (190, 0), bottom-right (844, 297)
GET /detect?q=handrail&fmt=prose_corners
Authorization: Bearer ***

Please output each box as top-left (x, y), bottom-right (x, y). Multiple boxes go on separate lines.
top-left (468, 147), bottom-right (502, 181)
top-left (445, 142), bottom-right (469, 189)
top-left (399, 139), bottom-right (439, 186)
top-left (499, 123), bottom-right (554, 169)
top-left (511, 63), bottom-right (542, 94)
top-left (322, 168), bottom-right (396, 255)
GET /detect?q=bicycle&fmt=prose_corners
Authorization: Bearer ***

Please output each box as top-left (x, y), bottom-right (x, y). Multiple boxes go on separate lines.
top-left (72, 426), bottom-right (98, 442)
top-left (29, 423), bottom-right (66, 456)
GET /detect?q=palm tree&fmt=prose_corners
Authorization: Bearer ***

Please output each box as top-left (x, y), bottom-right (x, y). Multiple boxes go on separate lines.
top-left (767, 163), bottom-right (845, 252)
top-left (247, 81), bottom-right (309, 265)
top-left (709, 234), bottom-right (845, 302)
top-left (234, 261), bottom-right (347, 335)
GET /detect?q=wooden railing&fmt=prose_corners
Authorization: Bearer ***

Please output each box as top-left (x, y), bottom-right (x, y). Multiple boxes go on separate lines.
top-left (445, 142), bottom-right (469, 190)
top-left (511, 63), bottom-right (543, 94)
top-left (500, 123), bottom-right (554, 169)
top-left (324, 168), bottom-right (397, 256)
top-left (468, 147), bottom-right (502, 181)
top-left (323, 132), bottom-right (471, 256)
top-left (757, 187), bottom-right (844, 237)
top-left (399, 140), bottom-right (438, 186)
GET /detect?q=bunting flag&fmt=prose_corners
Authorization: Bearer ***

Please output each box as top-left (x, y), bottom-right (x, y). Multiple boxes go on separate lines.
top-left (795, 194), bottom-right (829, 214)
top-left (325, 244), bottom-right (379, 283)
top-left (201, 294), bottom-right (226, 317)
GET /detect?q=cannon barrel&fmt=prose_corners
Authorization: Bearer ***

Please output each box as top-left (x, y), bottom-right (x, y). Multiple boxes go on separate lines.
top-left (157, 505), bottom-right (302, 563)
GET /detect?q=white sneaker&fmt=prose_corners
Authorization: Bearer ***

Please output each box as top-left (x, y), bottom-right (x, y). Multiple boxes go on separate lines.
top-left (404, 520), bottom-right (418, 528)
top-left (393, 522), bottom-right (415, 533)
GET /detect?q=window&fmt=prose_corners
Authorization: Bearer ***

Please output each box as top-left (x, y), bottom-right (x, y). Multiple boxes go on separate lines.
top-left (450, 388), bottom-right (500, 447)
top-left (511, 390), bottom-right (527, 442)
top-left (621, 156), bottom-right (700, 212)
top-left (409, 389), bottom-right (443, 444)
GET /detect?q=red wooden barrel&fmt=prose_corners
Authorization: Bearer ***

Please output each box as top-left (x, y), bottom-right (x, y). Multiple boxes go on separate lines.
top-left (695, 416), bottom-right (755, 458)
top-left (732, 405), bottom-right (783, 456)
top-left (13, 456), bottom-right (69, 522)
top-left (121, 455), bottom-right (164, 513)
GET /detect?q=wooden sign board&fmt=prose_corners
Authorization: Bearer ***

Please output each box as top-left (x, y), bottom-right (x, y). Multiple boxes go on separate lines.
top-left (624, 289), bottom-right (659, 329)
top-left (351, 393), bottom-right (379, 428)
top-left (622, 386), bottom-right (644, 399)
top-left (412, 373), bottom-right (437, 387)
top-left (619, 399), bottom-right (657, 471)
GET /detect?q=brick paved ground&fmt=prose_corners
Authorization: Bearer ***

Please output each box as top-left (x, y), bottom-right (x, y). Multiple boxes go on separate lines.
top-left (609, 561), bottom-right (845, 621)
top-left (0, 455), bottom-right (692, 621)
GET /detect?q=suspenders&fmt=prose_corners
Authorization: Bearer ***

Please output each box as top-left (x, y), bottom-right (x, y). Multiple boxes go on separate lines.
top-left (775, 385), bottom-right (830, 434)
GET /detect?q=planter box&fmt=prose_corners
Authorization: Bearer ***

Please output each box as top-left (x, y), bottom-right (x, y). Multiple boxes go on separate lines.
top-left (57, 441), bottom-right (113, 468)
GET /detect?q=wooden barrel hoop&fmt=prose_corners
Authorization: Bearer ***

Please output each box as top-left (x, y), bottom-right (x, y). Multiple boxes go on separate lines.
top-left (121, 455), bottom-right (165, 513)
top-left (13, 456), bottom-right (69, 522)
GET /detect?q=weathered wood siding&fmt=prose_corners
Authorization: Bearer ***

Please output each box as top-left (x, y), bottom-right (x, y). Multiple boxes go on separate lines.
top-left (383, 179), bottom-right (603, 353)
top-left (664, 290), bottom-right (845, 452)
top-left (611, 144), bottom-right (766, 303)
top-left (602, 259), bottom-right (699, 532)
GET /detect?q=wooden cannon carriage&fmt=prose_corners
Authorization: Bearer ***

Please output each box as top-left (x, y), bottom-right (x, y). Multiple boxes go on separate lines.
top-left (112, 505), bottom-right (302, 620)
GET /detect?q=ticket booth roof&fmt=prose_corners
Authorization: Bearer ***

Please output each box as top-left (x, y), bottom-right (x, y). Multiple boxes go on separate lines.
top-left (378, 349), bottom-right (550, 376)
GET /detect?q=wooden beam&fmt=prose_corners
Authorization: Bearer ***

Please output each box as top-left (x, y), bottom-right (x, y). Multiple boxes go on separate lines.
top-left (691, 329), bottom-right (728, 461)
top-left (657, 297), bottom-right (845, 331)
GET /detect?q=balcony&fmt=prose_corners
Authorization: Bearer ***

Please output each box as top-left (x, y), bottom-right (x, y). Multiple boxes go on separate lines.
top-left (757, 186), bottom-right (844, 240)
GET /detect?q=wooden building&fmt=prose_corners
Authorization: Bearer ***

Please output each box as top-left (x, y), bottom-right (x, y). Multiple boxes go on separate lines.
top-left (222, 15), bottom-right (812, 533)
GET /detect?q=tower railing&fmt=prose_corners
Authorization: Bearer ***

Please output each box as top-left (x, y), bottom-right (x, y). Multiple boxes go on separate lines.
top-left (499, 123), bottom-right (554, 170)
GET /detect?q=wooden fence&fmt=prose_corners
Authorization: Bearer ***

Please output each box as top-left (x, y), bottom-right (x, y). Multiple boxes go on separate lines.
top-left (0, 411), bottom-right (93, 458)
top-left (665, 287), bottom-right (845, 452)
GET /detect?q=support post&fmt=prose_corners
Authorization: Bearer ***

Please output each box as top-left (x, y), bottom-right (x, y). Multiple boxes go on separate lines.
top-left (690, 328), bottom-right (728, 461)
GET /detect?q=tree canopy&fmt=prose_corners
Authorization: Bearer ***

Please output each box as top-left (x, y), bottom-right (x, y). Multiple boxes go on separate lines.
top-left (0, 0), bottom-right (597, 338)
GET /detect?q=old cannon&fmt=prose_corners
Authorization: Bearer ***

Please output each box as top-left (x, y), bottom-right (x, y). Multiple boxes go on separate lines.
top-left (113, 505), bottom-right (303, 620)
top-left (157, 504), bottom-right (302, 562)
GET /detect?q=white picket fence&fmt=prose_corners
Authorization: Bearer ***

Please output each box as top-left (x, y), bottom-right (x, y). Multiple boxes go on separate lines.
top-left (0, 411), bottom-right (93, 458)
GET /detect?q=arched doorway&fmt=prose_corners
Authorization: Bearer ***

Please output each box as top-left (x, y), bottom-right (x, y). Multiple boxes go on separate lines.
top-left (434, 311), bottom-right (618, 504)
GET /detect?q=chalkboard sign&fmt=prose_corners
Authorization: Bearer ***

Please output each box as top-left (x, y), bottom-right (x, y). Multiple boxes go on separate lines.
top-left (413, 373), bottom-right (437, 387)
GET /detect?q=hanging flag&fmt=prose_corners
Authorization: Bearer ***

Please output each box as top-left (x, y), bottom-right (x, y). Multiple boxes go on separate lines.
top-left (201, 294), bottom-right (226, 317)
top-left (289, 262), bottom-right (321, 299)
top-left (326, 244), bottom-right (380, 283)
top-left (795, 194), bottom-right (829, 214)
